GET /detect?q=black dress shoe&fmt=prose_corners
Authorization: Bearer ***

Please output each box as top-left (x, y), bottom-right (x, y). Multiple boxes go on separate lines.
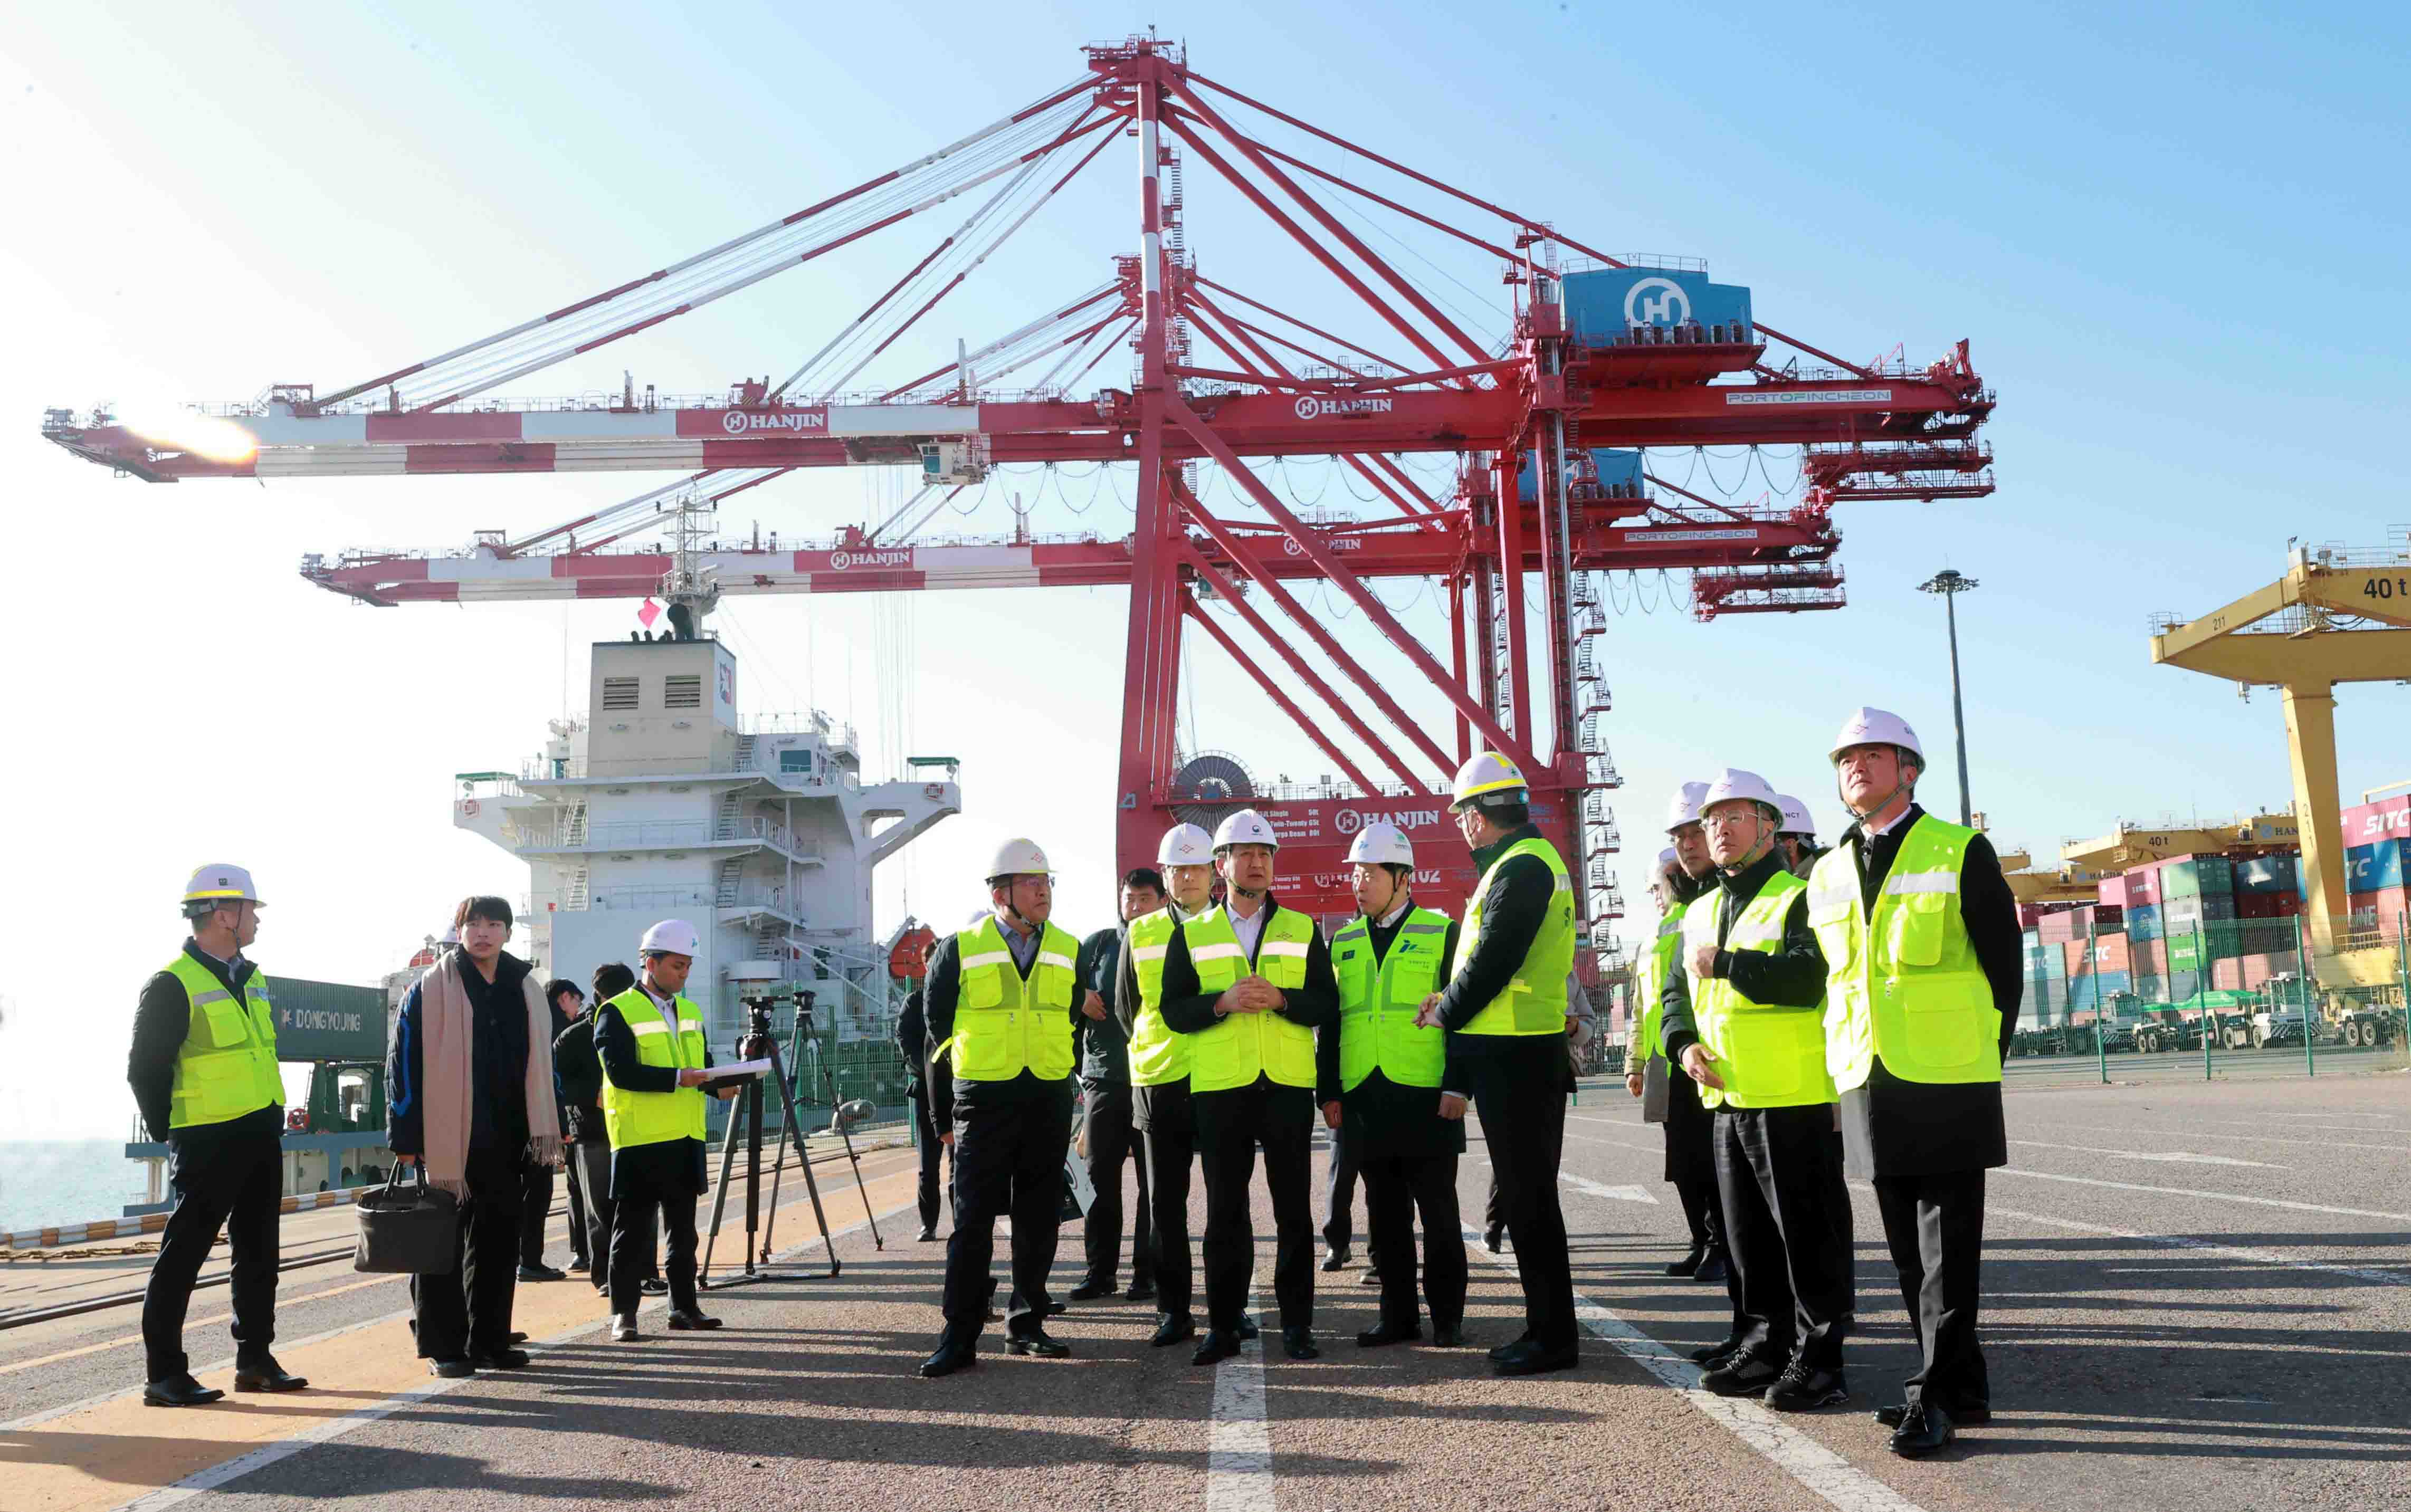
top-left (1487, 1331), bottom-right (1535, 1363)
top-left (518, 1264), bottom-right (567, 1282)
top-left (471, 1347), bottom-right (531, 1370)
top-left (1431, 1323), bottom-right (1474, 1348)
top-left (1320, 1249), bottom-right (1349, 1272)
top-left (1150, 1313), bottom-right (1197, 1347)
top-left (1282, 1326), bottom-right (1320, 1360)
top-left (1665, 1247), bottom-right (1707, 1278)
top-left (917, 1338), bottom-right (978, 1378)
top-left (666, 1308), bottom-right (722, 1331)
top-left (1482, 1224), bottom-right (1505, 1253)
top-left (1126, 1279), bottom-right (1158, 1303)
top-left (1699, 1354), bottom-right (1783, 1396)
top-left (1688, 1336), bottom-right (1745, 1364)
top-left (1876, 1401), bottom-right (1989, 1427)
top-left (917, 1224), bottom-right (940, 1241)
top-left (232, 1356), bottom-right (309, 1392)
top-left (142, 1374), bottom-right (226, 1408)
top-left (1007, 1331), bottom-right (1072, 1358)
top-left (508, 1332), bottom-right (528, 1345)
top-left (428, 1358), bottom-right (479, 1379)
top-left (1356, 1268), bottom-right (1382, 1287)
top-left (1068, 1280), bottom-right (1119, 1302)
top-left (1494, 1339), bottom-right (1579, 1376)
top-left (1356, 1321), bottom-right (1422, 1347)
top-left (1765, 1358), bottom-right (1848, 1412)
top-left (1234, 1314), bottom-right (1260, 1341)
top-left (1890, 1402), bottom-right (1955, 1458)
top-left (567, 1257), bottom-right (589, 1272)
top-left (1044, 1300), bottom-right (1070, 1316)
top-left (641, 1279), bottom-right (670, 1295)
top-left (1692, 1250), bottom-right (1731, 1286)
top-left (1193, 1330), bottom-right (1243, 1366)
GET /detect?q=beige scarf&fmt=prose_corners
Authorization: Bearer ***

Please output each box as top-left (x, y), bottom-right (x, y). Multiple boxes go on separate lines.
top-left (417, 951), bottom-right (563, 1198)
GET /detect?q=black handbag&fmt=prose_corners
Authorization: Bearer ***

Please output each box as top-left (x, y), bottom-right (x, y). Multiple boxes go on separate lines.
top-left (353, 1164), bottom-right (462, 1275)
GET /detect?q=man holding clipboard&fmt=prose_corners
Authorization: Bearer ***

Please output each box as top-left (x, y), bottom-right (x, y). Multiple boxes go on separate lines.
top-left (595, 918), bottom-right (747, 1342)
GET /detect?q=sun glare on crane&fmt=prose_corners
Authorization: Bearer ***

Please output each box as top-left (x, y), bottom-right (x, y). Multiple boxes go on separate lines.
top-left (116, 404), bottom-right (260, 464)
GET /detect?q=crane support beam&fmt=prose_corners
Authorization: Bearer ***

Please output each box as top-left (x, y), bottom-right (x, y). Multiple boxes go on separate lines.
top-left (1180, 576), bottom-right (1396, 796)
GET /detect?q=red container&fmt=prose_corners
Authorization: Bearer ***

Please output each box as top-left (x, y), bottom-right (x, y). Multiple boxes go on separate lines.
top-left (2211, 959), bottom-right (2245, 991)
top-left (2124, 865), bottom-right (2161, 905)
top-left (2239, 952), bottom-right (2300, 989)
top-left (2099, 876), bottom-right (2131, 908)
top-left (2351, 886), bottom-right (2411, 937)
top-left (2237, 891), bottom-right (2283, 920)
top-left (2067, 935), bottom-right (2132, 976)
top-left (2132, 939), bottom-right (2167, 976)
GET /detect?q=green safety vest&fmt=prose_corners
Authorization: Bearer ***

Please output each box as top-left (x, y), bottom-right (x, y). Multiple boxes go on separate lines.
top-left (1629, 902), bottom-right (1686, 1063)
top-left (940, 916), bottom-right (1078, 1083)
top-left (1332, 904), bottom-right (1452, 1092)
top-left (1123, 908), bottom-right (1190, 1086)
top-left (164, 952), bottom-right (283, 1130)
top-left (1183, 904), bottom-right (1317, 1092)
top-left (1452, 836), bottom-right (1576, 1036)
top-left (1806, 815), bottom-right (2002, 1090)
top-left (599, 986), bottom-right (709, 1149)
top-left (1681, 866), bottom-right (1834, 1110)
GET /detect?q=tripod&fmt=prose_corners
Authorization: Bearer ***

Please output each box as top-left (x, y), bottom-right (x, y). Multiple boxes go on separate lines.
top-left (701, 991), bottom-right (840, 1283)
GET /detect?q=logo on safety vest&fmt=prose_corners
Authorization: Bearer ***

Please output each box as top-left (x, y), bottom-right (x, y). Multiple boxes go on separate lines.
top-left (826, 549), bottom-right (911, 571)
top-left (1293, 395), bottom-right (1395, 420)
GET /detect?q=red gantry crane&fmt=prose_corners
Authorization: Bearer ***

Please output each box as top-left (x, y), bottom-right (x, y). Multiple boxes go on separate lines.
top-left (41, 36), bottom-right (1995, 979)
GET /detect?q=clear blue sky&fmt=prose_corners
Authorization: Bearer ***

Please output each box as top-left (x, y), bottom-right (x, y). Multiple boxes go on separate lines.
top-left (2, 2), bottom-right (2404, 1136)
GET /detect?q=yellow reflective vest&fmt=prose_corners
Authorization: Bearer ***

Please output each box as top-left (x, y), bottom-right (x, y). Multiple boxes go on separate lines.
top-left (1183, 904), bottom-right (1317, 1092)
top-left (1123, 907), bottom-right (1190, 1086)
top-left (1629, 902), bottom-right (1686, 1065)
top-left (942, 916), bottom-right (1079, 1083)
top-left (164, 952), bottom-right (283, 1130)
top-left (600, 987), bottom-right (709, 1149)
top-left (1806, 815), bottom-right (2002, 1090)
top-left (1452, 835), bottom-right (1577, 1036)
top-left (1332, 905), bottom-right (1452, 1092)
top-left (1680, 867), bottom-right (1834, 1110)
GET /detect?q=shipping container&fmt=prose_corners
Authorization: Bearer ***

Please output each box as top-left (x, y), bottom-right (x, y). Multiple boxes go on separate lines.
top-left (2157, 854), bottom-right (2235, 899)
top-left (2236, 853), bottom-right (2299, 894)
top-left (2040, 945), bottom-right (2068, 978)
top-left (2065, 935), bottom-right (2133, 975)
top-left (2340, 839), bottom-right (2408, 893)
top-left (2166, 922), bottom-right (2245, 973)
top-left (2131, 938), bottom-right (2166, 977)
top-left (2098, 876), bottom-right (2130, 908)
top-left (2210, 959), bottom-right (2244, 992)
top-left (2126, 902), bottom-right (2162, 941)
top-left (2124, 865), bottom-right (2161, 905)
top-left (2238, 952), bottom-right (2300, 990)
top-left (2164, 892), bottom-right (2238, 925)
top-left (2340, 792), bottom-right (2411, 848)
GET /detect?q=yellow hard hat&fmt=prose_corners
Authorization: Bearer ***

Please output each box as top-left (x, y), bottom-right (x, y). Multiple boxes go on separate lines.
top-left (182, 863), bottom-right (263, 908)
top-left (1450, 751), bottom-right (1528, 811)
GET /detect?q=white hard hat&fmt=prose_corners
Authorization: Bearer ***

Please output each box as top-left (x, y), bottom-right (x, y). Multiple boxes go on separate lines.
top-left (1828, 706), bottom-right (1923, 764)
top-left (1656, 846), bottom-right (1679, 867)
top-left (1664, 780), bottom-right (1711, 833)
top-left (985, 837), bottom-right (1053, 882)
top-left (1700, 767), bottom-right (1781, 819)
top-left (1157, 823), bottom-right (1215, 867)
top-left (968, 907), bottom-right (995, 926)
top-left (1212, 809), bottom-right (1279, 853)
top-left (640, 918), bottom-right (703, 957)
top-left (182, 863), bottom-right (263, 908)
top-left (1775, 795), bottom-right (1815, 835)
top-left (1451, 751), bottom-right (1528, 811)
top-left (440, 924), bottom-right (461, 945)
top-left (1346, 821), bottom-right (1415, 867)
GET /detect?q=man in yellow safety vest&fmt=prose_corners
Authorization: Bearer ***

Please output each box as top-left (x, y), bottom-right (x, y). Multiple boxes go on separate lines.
top-left (1155, 809), bottom-right (1339, 1366)
top-left (1808, 707), bottom-right (2023, 1459)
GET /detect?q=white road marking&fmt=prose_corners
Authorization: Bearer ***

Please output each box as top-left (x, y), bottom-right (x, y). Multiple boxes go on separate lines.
top-left (2260, 1111), bottom-right (2396, 1121)
top-left (2006, 1138), bottom-right (2286, 1169)
top-left (101, 1200), bottom-right (921, 1512)
top-left (1992, 1167), bottom-right (2411, 1223)
top-left (1469, 1228), bottom-right (1931, 1512)
top-left (2041, 1119), bottom-right (2411, 1156)
top-left (1561, 1173), bottom-right (1660, 1204)
top-left (1979, 1200), bottom-right (2411, 1290)
top-left (1206, 1285), bottom-right (1275, 1512)
top-left (2187, 1115), bottom-right (2411, 1138)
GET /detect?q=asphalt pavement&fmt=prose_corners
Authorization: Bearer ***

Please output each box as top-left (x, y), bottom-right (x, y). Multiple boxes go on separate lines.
top-left (4, 1074), bottom-right (2405, 1511)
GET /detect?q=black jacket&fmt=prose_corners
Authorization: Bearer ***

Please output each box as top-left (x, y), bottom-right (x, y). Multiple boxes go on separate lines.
top-left (1314, 903), bottom-right (1467, 1157)
top-left (1432, 823), bottom-right (1556, 1055)
top-left (1657, 848), bottom-right (1828, 1067)
top-left (894, 987), bottom-right (930, 1100)
top-left (923, 926), bottom-right (1083, 1128)
top-left (1073, 924), bottom-right (1136, 1082)
top-left (129, 939), bottom-right (280, 1142)
top-left (388, 949), bottom-right (538, 1157)
top-left (552, 1015), bottom-right (605, 1145)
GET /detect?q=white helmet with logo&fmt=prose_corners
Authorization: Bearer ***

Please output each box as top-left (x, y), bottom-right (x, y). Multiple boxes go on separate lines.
top-left (181, 863), bottom-right (263, 917)
top-left (1212, 809), bottom-right (1279, 853)
top-left (1664, 780), bottom-right (1711, 833)
top-left (640, 918), bottom-right (703, 957)
top-left (1346, 821), bottom-right (1415, 867)
top-left (1828, 706), bottom-right (1923, 765)
top-left (985, 837), bottom-right (1054, 883)
top-left (1700, 767), bottom-right (1782, 821)
top-left (1775, 795), bottom-right (1815, 836)
top-left (1157, 823), bottom-right (1215, 868)
top-left (1450, 751), bottom-right (1528, 812)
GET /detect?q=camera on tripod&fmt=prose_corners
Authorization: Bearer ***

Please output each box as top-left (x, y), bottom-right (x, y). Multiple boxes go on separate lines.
top-left (736, 986), bottom-right (816, 1058)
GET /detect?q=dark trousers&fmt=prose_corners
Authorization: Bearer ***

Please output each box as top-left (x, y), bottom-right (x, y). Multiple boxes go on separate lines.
top-left (1483, 1173), bottom-right (1502, 1233)
top-left (940, 1079), bottom-right (1074, 1338)
top-left (519, 1159), bottom-right (556, 1268)
top-left (1365, 1151), bottom-right (1465, 1331)
top-left (1140, 1083), bottom-right (1197, 1319)
top-left (563, 1153), bottom-right (589, 1266)
top-left (1196, 1078), bottom-right (1316, 1334)
top-left (608, 1156), bottom-right (700, 1315)
top-left (909, 1090), bottom-right (951, 1232)
top-left (1714, 1105), bottom-right (1854, 1369)
top-left (1081, 1079), bottom-right (1152, 1287)
top-left (141, 1115), bottom-right (284, 1381)
top-left (1323, 1118), bottom-right (1362, 1256)
top-left (570, 1139), bottom-right (615, 1287)
top-left (1469, 1042), bottom-right (1576, 1348)
top-left (412, 1145), bottom-right (523, 1360)
top-left (1874, 1170), bottom-right (1989, 1411)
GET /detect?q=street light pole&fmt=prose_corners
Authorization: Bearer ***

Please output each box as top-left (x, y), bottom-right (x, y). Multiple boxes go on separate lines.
top-left (1918, 569), bottom-right (1979, 826)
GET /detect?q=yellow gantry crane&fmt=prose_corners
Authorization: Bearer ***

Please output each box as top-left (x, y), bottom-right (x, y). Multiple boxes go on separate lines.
top-left (2152, 541), bottom-right (2411, 984)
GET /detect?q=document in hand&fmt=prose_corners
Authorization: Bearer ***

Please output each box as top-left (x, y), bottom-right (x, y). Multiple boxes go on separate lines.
top-left (696, 1058), bottom-right (775, 1090)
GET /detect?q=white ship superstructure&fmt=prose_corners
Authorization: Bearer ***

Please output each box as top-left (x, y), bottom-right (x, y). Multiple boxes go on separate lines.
top-left (454, 635), bottom-right (958, 1046)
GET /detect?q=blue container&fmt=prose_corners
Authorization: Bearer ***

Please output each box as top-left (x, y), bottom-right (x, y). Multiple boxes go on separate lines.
top-left (2236, 854), bottom-right (2298, 894)
top-left (1517, 446), bottom-right (1646, 501)
top-left (1563, 267), bottom-right (1754, 346)
top-left (2126, 903), bottom-right (2162, 941)
top-left (2341, 839), bottom-right (2407, 893)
